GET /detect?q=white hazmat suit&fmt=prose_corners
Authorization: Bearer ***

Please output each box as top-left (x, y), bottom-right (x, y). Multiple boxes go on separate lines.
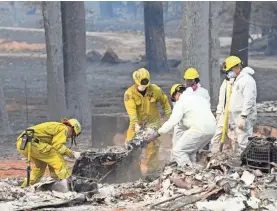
top-left (211, 67), bottom-right (257, 153)
top-left (172, 83), bottom-right (211, 146)
top-left (158, 88), bottom-right (216, 166)
top-left (193, 83), bottom-right (211, 105)
top-left (210, 79), bottom-right (232, 152)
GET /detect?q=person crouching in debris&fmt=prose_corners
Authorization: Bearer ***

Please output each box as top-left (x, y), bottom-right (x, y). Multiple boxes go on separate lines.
top-left (211, 56), bottom-right (257, 153)
top-left (148, 85), bottom-right (216, 167)
top-left (16, 118), bottom-right (82, 188)
top-left (124, 68), bottom-right (171, 176)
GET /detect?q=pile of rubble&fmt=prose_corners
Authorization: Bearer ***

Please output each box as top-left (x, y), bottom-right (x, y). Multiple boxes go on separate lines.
top-left (257, 101), bottom-right (277, 113)
top-left (2, 150), bottom-right (277, 210)
top-left (2, 136), bottom-right (277, 210)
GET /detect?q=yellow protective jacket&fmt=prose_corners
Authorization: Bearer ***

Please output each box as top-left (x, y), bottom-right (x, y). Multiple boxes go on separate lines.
top-left (124, 84), bottom-right (171, 141)
top-left (17, 122), bottom-right (74, 158)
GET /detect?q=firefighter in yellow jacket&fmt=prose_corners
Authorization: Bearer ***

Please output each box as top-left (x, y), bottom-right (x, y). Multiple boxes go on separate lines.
top-left (124, 68), bottom-right (171, 176)
top-left (16, 118), bottom-right (82, 188)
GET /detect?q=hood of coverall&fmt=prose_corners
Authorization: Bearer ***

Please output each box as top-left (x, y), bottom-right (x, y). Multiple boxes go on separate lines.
top-left (241, 67), bottom-right (255, 75)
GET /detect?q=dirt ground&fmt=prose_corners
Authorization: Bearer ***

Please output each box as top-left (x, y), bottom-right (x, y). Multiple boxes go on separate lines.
top-left (0, 27), bottom-right (276, 178)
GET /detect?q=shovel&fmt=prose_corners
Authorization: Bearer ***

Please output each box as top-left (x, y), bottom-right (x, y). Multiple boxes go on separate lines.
top-left (26, 129), bottom-right (35, 186)
top-left (219, 82), bottom-right (233, 152)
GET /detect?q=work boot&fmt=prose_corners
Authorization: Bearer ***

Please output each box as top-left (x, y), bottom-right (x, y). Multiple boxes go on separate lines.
top-left (51, 179), bottom-right (70, 193)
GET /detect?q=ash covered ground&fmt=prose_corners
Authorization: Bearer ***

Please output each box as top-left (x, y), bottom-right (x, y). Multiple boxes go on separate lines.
top-left (0, 25), bottom-right (276, 210)
top-left (2, 146), bottom-right (277, 211)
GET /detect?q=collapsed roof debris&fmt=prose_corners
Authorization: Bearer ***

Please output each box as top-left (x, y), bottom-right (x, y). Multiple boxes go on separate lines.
top-left (256, 101), bottom-right (277, 113)
top-left (2, 136), bottom-right (277, 210)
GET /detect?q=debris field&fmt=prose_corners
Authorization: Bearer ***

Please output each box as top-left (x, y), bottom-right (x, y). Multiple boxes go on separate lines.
top-left (1, 136), bottom-right (277, 210)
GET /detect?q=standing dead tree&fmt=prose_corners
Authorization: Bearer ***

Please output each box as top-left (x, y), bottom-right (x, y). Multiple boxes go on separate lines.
top-left (144, 2), bottom-right (169, 73)
top-left (230, 1), bottom-right (252, 66)
top-left (265, 5), bottom-right (277, 55)
top-left (182, 2), bottom-right (221, 107)
top-left (0, 81), bottom-right (12, 134)
top-left (42, 1), bottom-right (67, 121)
top-left (61, 1), bottom-right (91, 128)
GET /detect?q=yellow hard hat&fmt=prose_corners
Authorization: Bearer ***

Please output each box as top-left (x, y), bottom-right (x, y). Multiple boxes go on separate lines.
top-left (132, 68), bottom-right (150, 88)
top-left (62, 118), bottom-right (82, 136)
top-left (170, 84), bottom-right (183, 96)
top-left (222, 56), bottom-right (241, 71)
top-left (184, 67), bottom-right (199, 80)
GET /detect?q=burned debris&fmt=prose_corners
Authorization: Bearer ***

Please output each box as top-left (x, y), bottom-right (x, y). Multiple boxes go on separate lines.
top-left (70, 127), bottom-right (154, 192)
top-left (2, 136), bottom-right (277, 210)
top-left (70, 146), bottom-right (141, 192)
top-left (241, 136), bottom-right (277, 172)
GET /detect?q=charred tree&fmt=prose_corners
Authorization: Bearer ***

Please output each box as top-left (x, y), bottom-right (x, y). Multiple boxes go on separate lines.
top-left (42, 1), bottom-right (67, 121)
top-left (0, 82), bottom-right (12, 134)
top-left (61, 2), bottom-right (91, 128)
top-left (265, 9), bottom-right (277, 55)
top-left (230, 1), bottom-right (252, 66)
top-left (144, 2), bottom-right (169, 73)
top-left (209, 2), bottom-right (221, 106)
top-left (182, 2), bottom-right (220, 107)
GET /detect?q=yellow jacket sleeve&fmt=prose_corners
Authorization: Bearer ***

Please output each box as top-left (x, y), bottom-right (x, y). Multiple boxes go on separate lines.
top-left (158, 89), bottom-right (172, 119)
top-left (52, 127), bottom-right (74, 158)
top-left (124, 91), bottom-right (139, 126)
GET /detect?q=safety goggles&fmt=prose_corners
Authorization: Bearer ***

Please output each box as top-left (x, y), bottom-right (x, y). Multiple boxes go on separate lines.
top-left (140, 78), bottom-right (149, 85)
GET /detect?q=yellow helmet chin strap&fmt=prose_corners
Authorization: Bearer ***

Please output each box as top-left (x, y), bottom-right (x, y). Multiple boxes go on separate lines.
top-left (70, 129), bottom-right (77, 148)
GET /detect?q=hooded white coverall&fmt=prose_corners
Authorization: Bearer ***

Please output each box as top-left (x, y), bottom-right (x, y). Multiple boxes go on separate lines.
top-left (193, 83), bottom-right (211, 105)
top-left (158, 88), bottom-right (216, 166)
top-left (172, 84), bottom-right (211, 145)
top-left (211, 67), bottom-right (257, 153)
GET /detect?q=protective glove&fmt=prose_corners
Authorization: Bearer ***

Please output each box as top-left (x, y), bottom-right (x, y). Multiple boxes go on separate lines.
top-left (72, 151), bottom-right (82, 159)
top-left (125, 142), bottom-right (133, 151)
top-left (134, 123), bottom-right (141, 134)
top-left (146, 130), bottom-right (160, 143)
top-left (237, 116), bottom-right (246, 130)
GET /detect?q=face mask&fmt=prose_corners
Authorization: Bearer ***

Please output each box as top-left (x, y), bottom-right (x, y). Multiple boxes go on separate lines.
top-left (138, 85), bottom-right (146, 91)
top-left (192, 83), bottom-right (198, 91)
top-left (185, 80), bottom-right (195, 87)
top-left (227, 71), bottom-right (237, 79)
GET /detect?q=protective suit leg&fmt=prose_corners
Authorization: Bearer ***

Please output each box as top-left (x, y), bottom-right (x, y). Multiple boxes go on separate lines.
top-left (126, 124), bottom-right (161, 176)
top-left (228, 112), bottom-right (255, 153)
top-left (21, 158), bottom-right (47, 188)
top-left (140, 139), bottom-right (160, 176)
top-left (171, 129), bottom-right (213, 167)
top-left (48, 166), bottom-right (59, 179)
top-left (16, 139), bottom-right (71, 186)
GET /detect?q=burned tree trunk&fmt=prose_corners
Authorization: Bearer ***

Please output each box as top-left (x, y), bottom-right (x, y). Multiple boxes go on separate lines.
top-left (230, 1), bottom-right (252, 66)
top-left (209, 2), bottom-right (221, 107)
top-left (182, 2), bottom-right (220, 107)
top-left (144, 2), bottom-right (169, 73)
top-left (61, 2), bottom-right (91, 128)
top-left (265, 10), bottom-right (277, 55)
top-left (0, 82), bottom-right (12, 134)
top-left (42, 1), bottom-right (67, 121)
